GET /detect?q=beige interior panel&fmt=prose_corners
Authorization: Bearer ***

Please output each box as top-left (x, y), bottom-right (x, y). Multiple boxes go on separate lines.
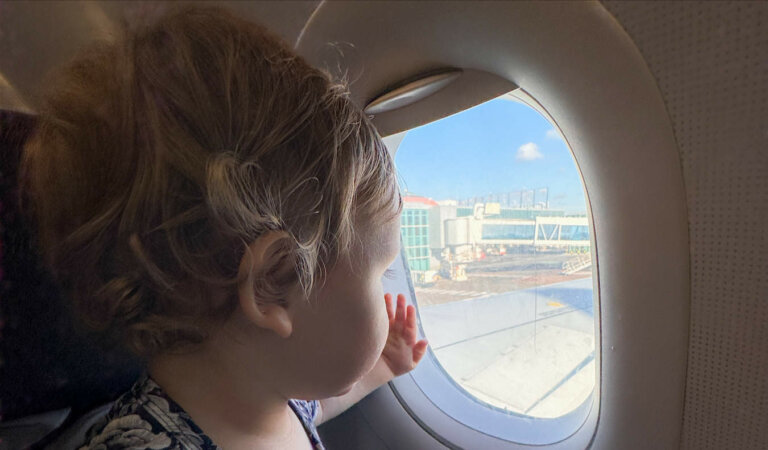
top-left (299, 2), bottom-right (689, 448)
top-left (603, 2), bottom-right (768, 448)
top-left (4, 2), bottom-right (765, 449)
top-left (0, 0), bottom-right (320, 113)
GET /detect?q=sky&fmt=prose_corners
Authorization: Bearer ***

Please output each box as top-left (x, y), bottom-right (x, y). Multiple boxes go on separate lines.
top-left (393, 97), bottom-right (588, 215)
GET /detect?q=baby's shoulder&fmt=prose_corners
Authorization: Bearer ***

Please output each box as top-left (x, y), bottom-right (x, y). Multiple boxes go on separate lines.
top-left (79, 412), bottom-right (178, 449)
top-left (79, 375), bottom-right (216, 449)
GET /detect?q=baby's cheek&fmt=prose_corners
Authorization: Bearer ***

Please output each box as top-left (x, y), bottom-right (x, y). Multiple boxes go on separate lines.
top-left (370, 288), bottom-right (390, 354)
top-left (350, 288), bottom-right (387, 362)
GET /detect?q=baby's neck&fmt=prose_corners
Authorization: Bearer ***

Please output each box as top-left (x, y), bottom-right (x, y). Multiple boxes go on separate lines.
top-left (149, 343), bottom-right (305, 449)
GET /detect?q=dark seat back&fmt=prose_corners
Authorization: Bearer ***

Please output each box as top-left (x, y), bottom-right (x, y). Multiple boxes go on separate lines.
top-left (0, 110), bottom-right (141, 448)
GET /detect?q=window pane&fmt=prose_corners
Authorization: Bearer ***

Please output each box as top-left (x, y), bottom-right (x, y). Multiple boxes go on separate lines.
top-left (396, 94), bottom-right (595, 419)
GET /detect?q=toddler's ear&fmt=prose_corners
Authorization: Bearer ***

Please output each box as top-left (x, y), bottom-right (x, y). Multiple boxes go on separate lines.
top-left (237, 231), bottom-right (299, 338)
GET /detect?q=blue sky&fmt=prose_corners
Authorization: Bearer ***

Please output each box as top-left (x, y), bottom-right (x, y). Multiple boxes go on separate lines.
top-left (394, 97), bottom-right (588, 214)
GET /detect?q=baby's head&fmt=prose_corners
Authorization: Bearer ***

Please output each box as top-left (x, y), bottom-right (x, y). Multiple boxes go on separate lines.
top-left (22, 5), bottom-right (401, 397)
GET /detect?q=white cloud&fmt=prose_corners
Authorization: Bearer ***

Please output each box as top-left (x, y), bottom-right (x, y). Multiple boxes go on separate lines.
top-left (516, 142), bottom-right (543, 161)
top-left (545, 128), bottom-right (561, 140)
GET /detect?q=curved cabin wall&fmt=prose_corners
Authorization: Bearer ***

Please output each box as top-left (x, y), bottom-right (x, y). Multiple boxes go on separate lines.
top-left (603, 3), bottom-right (768, 449)
top-left (3, 2), bottom-right (766, 449)
top-left (299, 2), bottom-right (688, 448)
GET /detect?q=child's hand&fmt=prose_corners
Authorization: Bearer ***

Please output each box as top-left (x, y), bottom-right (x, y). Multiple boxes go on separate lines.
top-left (380, 293), bottom-right (429, 378)
top-left (316, 293), bottom-right (427, 422)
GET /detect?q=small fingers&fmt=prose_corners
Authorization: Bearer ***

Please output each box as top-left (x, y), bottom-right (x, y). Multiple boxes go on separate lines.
top-left (384, 293), bottom-right (394, 321)
top-left (395, 293), bottom-right (406, 324)
top-left (406, 304), bottom-right (417, 328)
top-left (405, 305), bottom-right (418, 345)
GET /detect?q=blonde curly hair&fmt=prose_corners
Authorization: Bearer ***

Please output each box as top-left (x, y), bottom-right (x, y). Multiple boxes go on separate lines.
top-left (21, 5), bottom-right (400, 358)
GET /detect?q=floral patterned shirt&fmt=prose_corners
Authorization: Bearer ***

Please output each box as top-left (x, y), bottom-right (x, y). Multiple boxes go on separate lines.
top-left (80, 374), bottom-right (325, 449)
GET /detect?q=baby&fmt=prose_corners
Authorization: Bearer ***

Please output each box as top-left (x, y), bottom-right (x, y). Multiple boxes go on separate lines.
top-left (21, 5), bottom-right (427, 449)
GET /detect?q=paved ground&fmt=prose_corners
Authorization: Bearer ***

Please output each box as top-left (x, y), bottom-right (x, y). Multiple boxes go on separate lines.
top-left (418, 277), bottom-right (595, 418)
top-left (414, 252), bottom-right (593, 307)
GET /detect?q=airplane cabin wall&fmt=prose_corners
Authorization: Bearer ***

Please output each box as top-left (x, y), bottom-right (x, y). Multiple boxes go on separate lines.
top-left (1, 2), bottom-right (767, 449)
top-left (602, 2), bottom-right (768, 449)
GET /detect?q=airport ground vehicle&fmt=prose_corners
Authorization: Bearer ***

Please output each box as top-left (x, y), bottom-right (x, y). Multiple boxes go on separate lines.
top-left (1, 2), bottom-right (766, 449)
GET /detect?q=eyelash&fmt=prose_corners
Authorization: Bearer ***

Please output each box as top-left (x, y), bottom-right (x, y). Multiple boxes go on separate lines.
top-left (383, 267), bottom-right (397, 280)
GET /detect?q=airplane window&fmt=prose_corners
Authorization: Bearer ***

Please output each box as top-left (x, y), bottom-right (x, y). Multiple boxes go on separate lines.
top-left (393, 91), bottom-right (596, 435)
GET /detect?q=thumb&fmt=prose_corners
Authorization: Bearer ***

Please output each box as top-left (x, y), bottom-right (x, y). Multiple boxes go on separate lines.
top-left (412, 340), bottom-right (428, 364)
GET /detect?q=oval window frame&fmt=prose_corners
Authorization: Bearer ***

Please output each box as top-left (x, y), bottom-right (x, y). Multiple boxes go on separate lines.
top-left (381, 88), bottom-right (600, 446)
top-left (300, 2), bottom-right (689, 448)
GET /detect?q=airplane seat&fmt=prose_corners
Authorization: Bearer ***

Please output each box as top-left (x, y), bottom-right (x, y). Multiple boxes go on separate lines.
top-left (0, 110), bottom-right (142, 449)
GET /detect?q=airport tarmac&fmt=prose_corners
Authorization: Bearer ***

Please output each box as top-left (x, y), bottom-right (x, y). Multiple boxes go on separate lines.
top-left (414, 252), bottom-right (593, 307)
top-left (418, 277), bottom-right (596, 418)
